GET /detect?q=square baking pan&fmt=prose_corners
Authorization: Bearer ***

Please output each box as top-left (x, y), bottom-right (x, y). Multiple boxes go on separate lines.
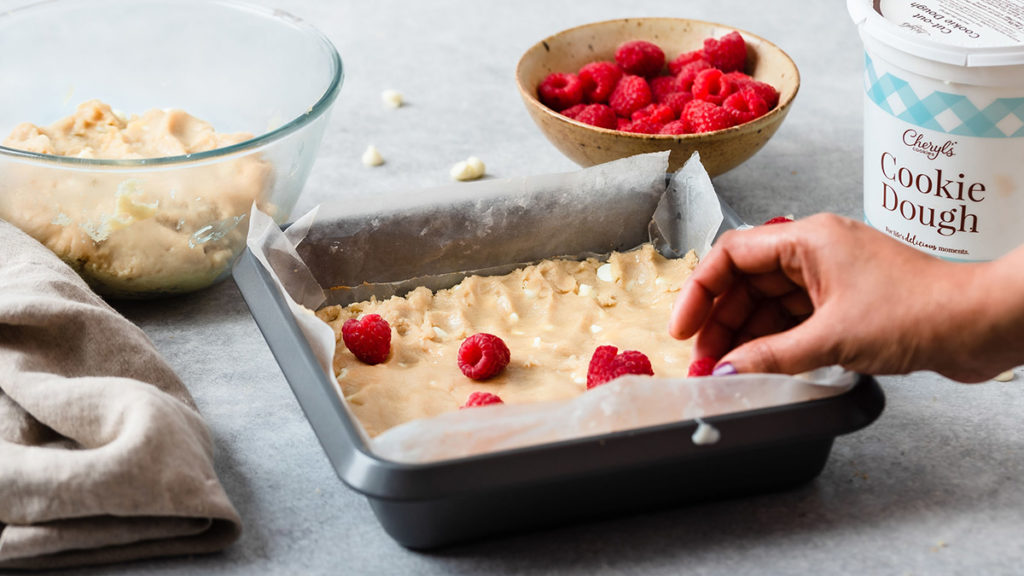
top-left (232, 178), bottom-right (885, 550)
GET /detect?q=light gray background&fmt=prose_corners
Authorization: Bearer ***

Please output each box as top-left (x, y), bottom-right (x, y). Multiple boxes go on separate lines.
top-left (16, 0), bottom-right (1024, 574)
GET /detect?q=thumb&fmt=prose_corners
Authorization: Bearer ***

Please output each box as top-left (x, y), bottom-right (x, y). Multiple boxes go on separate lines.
top-left (716, 318), bottom-right (837, 376)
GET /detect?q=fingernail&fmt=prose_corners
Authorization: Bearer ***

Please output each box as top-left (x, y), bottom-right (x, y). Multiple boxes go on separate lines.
top-left (712, 362), bottom-right (737, 376)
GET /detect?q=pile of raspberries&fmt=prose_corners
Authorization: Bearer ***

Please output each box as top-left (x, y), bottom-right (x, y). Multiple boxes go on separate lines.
top-left (536, 32), bottom-right (780, 134)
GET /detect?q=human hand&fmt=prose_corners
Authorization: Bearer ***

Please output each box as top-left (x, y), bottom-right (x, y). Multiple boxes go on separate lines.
top-left (669, 213), bottom-right (1019, 382)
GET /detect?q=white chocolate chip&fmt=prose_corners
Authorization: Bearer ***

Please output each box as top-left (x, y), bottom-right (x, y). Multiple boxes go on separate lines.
top-left (361, 145), bottom-right (384, 166)
top-left (589, 324), bottom-right (602, 333)
top-left (691, 419), bottom-right (720, 445)
top-left (994, 370), bottom-right (1015, 382)
top-left (596, 263), bottom-right (614, 282)
top-left (578, 283), bottom-right (593, 296)
top-left (508, 312), bottom-right (520, 323)
top-left (450, 156), bottom-right (486, 181)
top-left (466, 156), bottom-right (485, 174)
top-left (381, 89), bottom-right (404, 108)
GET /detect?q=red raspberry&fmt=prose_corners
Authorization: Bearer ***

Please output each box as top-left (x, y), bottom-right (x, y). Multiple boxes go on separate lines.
top-left (560, 103), bottom-right (587, 119)
top-left (609, 74), bottom-right (652, 117)
top-left (342, 314), bottom-right (391, 365)
top-left (659, 119), bottom-right (691, 135)
top-left (578, 61), bottom-right (623, 104)
top-left (763, 216), bottom-right (794, 225)
top-left (574, 103), bottom-right (618, 129)
top-left (458, 333), bottom-right (511, 380)
top-left (668, 49), bottom-right (708, 76)
top-left (616, 116), bottom-right (632, 131)
top-left (622, 117), bottom-right (664, 134)
top-left (537, 72), bottom-right (584, 111)
top-left (722, 71), bottom-right (753, 89)
top-left (662, 91), bottom-right (694, 116)
top-left (683, 100), bottom-right (735, 133)
top-left (746, 79), bottom-right (780, 109)
top-left (461, 391), bottom-right (504, 409)
top-left (691, 68), bottom-right (737, 106)
top-left (649, 75), bottom-right (680, 103)
top-left (722, 73), bottom-right (780, 109)
top-left (586, 345), bottom-right (654, 389)
top-left (723, 88), bottom-right (770, 124)
top-left (674, 60), bottom-right (713, 92)
top-left (687, 356), bottom-right (717, 377)
top-left (614, 40), bottom-right (665, 77)
top-left (703, 31), bottom-right (747, 73)
top-left (631, 103), bottom-right (676, 124)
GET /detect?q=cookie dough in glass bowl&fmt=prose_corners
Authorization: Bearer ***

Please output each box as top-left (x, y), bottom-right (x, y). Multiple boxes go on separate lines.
top-left (0, 0), bottom-right (342, 297)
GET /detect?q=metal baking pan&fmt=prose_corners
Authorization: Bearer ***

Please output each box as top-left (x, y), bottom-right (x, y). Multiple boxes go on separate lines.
top-left (232, 190), bottom-right (885, 550)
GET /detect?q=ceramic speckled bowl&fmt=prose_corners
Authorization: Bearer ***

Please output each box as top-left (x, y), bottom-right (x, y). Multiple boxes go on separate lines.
top-left (516, 17), bottom-right (800, 176)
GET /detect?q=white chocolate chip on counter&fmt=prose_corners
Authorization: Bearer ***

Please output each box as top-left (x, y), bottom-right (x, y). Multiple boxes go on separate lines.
top-left (994, 370), bottom-right (1015, 382)
top-left (450, 156), bottom-right (486, 181)
top-left (381, 89), bottom-right (404, 108)
top-left (361, 145), bottom-right (384, 167)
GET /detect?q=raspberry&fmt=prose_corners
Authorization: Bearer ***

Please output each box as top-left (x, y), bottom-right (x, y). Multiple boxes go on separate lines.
top-left (723, 88), bottom-right (770, 124)
top-left (608, 74), bottom-right (652, 117)
top-left (687, 356), bottom-right (717, 377)
top-left (578, 61), bottom-right (623, 104)
top-left (674, 60), bottom-right (713, 92)
top-left (746, 79), bottom-right (780, 109)
top-left (668, 49), bottom-right (708, 76)
top-left (574, 103), bottom-right (618, 129)
top-left (622, 117), bottom-right (664, 134)
top-left (458, 333), bottom-right (511, 380)
top-left (691, 68), bottom-right (737, 106)
top-left (616, 116), bottom-right (632, 131)
top-left (659, 119), bottom-right (691, 135)
top-left (560, 103), bottom-right (587, 119)
top-left (537, 72), bottom-right (584, 111)
top-left (631, 103), bottom-right (676, 124)
top-left (703, 31), bottom-right (747, 73)
top-left (342, 314), bottom-right (391, 365)
top-left (763, 216), bottom-right (794, 225)
top-left (662, 91), bottom-right (694, 116)
top-left (586, 345), bottom-right (654, 389)
top-left (683, 100), bottom-right (735, 133)
top-left (614, 40), bottom-right (665, 77)
top-left (461, 391), bottom-right (504, 409)
top-left (649, 75), bottom-right (680, 103)
top-left (723, 73), bottom-right (780, 109)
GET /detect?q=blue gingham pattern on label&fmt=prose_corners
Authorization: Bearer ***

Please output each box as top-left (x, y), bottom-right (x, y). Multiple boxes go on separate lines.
top-left (863, 53), bottom-right (1024, 138)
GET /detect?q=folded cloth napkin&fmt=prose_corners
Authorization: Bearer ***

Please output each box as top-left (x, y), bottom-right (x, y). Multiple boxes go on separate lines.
top-left (0, 220), bottom-right (241, 570)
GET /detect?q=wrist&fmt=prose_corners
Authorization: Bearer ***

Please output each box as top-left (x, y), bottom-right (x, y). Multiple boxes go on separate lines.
top-left (938, 253), bottom-right (1024, 380)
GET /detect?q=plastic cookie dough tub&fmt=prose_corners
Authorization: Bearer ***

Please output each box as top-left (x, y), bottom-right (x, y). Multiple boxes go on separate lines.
top-left (233, 154), bottom-right (885, 548)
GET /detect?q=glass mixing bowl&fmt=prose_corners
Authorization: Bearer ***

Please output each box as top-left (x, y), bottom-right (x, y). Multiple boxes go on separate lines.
top-left (0, 0), bottom-right (342, 298)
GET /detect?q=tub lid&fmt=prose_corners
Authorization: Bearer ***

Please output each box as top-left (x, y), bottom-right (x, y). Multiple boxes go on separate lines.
top-left (849, 0), bottom-right (1024, 67)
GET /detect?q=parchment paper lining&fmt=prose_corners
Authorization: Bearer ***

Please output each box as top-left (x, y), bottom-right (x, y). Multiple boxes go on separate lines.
top-left (245, 152), bottom-right (854, 464)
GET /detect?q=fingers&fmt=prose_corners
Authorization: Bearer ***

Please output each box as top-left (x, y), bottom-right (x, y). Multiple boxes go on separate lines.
top-left (670, 225), bottom-right (807, 341)
top-left (693, 289), bottom-right (808, 360)
top-left (717, 315), bottom-right (838, 375)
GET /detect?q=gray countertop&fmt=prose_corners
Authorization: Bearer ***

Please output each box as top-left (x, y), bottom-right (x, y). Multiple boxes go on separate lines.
top-left (43, 0), bottom-right (1024, 573)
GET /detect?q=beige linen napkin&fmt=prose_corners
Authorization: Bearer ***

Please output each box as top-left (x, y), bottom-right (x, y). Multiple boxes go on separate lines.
top-left (0, 220), bottom-right (241, 570)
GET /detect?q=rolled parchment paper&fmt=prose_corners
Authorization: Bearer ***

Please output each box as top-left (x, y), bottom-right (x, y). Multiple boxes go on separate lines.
top-left (245, 152), bottom-right (853, 463)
